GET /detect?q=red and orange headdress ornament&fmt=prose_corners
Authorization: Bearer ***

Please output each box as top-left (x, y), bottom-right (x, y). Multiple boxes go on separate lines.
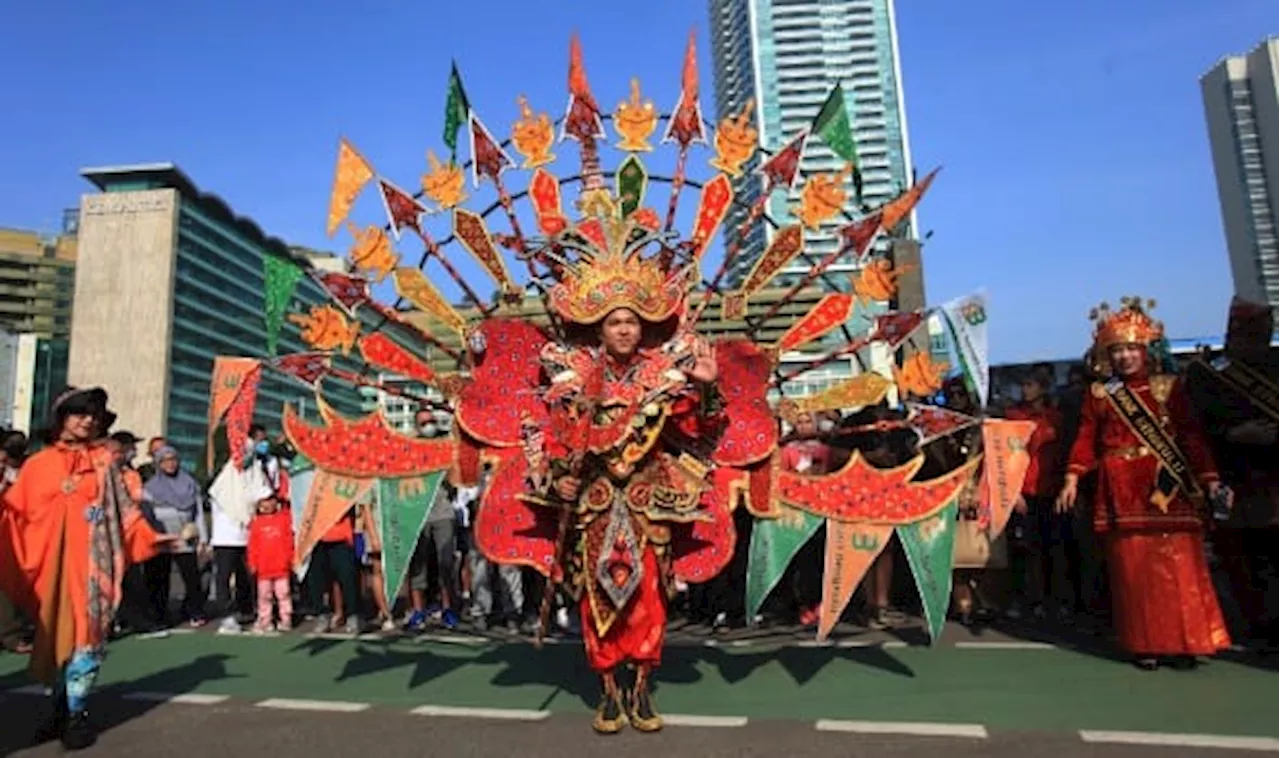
top-left (1089, 296), bottom-right (1164, 351)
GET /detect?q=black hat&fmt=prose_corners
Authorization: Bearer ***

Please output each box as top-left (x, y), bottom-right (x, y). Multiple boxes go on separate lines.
top-left (53, 386), bottom-right (108, 416)
top-left (110, 430), bottom-right (140, 446)
top-left (47, 386), bottom-right (117, 441)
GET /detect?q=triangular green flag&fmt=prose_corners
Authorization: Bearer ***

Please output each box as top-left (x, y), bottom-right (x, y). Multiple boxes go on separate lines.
top-left (263, 254), bottom-right (303, 356)
top-left (443, 62), bottom-right (471, 163)
top-left (895, 498), bottom-right (959, 643)
top-left (377, 471), bottom-right (445, 604)
top-left (745, 507), bottom-right (824, 619)
top-left (812, 84), bottom-right (859, 167)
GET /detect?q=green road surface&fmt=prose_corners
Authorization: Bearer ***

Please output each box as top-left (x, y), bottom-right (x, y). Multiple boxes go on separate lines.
top-left (1, 633), bottom-right (1275, 738)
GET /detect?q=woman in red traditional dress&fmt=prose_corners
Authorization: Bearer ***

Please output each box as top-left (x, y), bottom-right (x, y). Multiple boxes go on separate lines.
top-left (1057, 298), bottom-right (1231, 670)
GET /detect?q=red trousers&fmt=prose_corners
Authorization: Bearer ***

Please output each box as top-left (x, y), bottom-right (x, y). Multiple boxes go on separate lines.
top-left (580, 547), bottom-right (666, 673)
top-left (1106, 531), bottom-right (1231, 656)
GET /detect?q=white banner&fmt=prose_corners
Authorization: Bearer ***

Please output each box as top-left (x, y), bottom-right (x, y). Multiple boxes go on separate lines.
top-left (938, 290), bottom-right (990, 408)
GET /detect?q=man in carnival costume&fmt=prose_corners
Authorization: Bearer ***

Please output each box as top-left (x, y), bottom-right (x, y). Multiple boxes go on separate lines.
top-left (524, 220), bottom-right (727, 733)
top-left (1057, 298), bottom-right (1232, 669)
top-left (0, 387), bottom-right (177, 749)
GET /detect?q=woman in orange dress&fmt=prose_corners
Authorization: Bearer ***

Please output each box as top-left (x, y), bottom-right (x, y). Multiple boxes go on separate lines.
top-left (1057, 300), bottom-right (1231, 670)
top-left (0, 387), bottom-right (174, 750)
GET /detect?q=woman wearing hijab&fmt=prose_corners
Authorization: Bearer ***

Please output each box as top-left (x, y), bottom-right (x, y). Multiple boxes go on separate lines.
top-left (0, 387), bottom-right (177, 750)
top-left (143, 446), bottom-right (209, 627)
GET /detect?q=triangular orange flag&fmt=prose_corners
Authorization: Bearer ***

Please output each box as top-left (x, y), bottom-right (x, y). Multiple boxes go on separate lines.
top-left (326, 138), bottom-right (375, 237)
top-left (817, 521), bottom-right (894, 641)
top-left (294, 470), bottom-right (376, 570)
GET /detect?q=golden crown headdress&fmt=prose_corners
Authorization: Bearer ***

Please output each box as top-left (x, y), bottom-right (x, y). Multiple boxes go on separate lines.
top-left (1089, 296), bottom-right (1164, 350)
top-left (538, 180), bottom-right (693, 324)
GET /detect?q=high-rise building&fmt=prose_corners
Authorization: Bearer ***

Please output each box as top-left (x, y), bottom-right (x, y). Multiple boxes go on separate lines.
top-left (0, 226), bottom-right (77, 339)
top-left (708, 0), bottom-right (917, 290)
top-left (1201, 38), bottom-right (1279, 323)
top-left (0, 330), bottom-right (69, 433)
top-left (69, 163), bottom-right (404, 469)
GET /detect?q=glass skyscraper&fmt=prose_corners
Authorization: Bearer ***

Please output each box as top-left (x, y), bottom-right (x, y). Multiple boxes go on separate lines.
top-left (708, 0), bottom-right (916, 287)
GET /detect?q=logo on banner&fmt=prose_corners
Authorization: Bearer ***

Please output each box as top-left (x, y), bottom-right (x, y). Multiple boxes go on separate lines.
top-left (959, 300), bottom-right (986, 326)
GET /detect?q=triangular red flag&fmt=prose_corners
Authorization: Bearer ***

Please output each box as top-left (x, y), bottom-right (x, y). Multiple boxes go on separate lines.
top-left (758, 129), bottom-right (808, 193)
top-left (871, 310), bottom-right (925, 349)
top-left (311, 270), bottom-right (370, 316)
top-left (468, 112), bottom-right (515, 187)
top-left (269, 353), bottom-right (332, 390)
top-left (904, 402), bottom-right (979, 445)
top-left (377, 178), bottom-right (426, 240)
top-left (662, 31), bottom-right (706, 147)
top-left (562, 35), bottom-right (605, 143)
top-left (839, 210), bottom-right (883, 260)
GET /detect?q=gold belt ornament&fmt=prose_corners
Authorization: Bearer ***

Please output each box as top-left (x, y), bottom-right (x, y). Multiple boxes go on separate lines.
top-left (1105, 445), bottom-right (1151, 461)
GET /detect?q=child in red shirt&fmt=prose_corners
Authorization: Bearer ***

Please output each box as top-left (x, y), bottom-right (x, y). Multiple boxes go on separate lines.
top-left (247, 486), bottom-right (294, 633)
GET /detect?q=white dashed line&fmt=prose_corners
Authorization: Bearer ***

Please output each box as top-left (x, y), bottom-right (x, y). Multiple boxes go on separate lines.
top-left (409, 705), bottom-right (550, 720)
top-left (4, 685), bottom-right (49, 696)
top-left (1079, 730), bottom-right (1279, 752)
top-left (816, 720), bottom-right (989, 739)
top-left (417, 633), bottom-right (489, 646)
top-left (954, 641), bottom-right (1057, 650)
top-left (662, 714), bottom-right (749, 728)
top-left (256, 698), bottom-right (371, 713)
top-left (123, 692), bottom-right (230, 705)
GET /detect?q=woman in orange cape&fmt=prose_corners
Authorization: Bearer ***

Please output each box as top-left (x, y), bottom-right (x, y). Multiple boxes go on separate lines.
top-left (0, 387), bottom-right (172, 750)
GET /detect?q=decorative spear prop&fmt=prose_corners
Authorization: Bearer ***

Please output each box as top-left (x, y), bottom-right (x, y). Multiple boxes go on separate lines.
top-left (690, 127), bottom-right (809, 326)
top-left (661, 30), bottom-right (708, 232)
top-left (376, 176), bottom-right (494, 316)
top-left (534, 34), bottom-right (610, 649)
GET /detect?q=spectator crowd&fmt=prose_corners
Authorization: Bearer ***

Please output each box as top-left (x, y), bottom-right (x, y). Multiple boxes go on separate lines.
top-left (1, 361), bottom-right (1275, 658)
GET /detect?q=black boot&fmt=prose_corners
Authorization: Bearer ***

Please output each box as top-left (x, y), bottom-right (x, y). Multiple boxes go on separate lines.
top-left (61, 711), bottom-right (97, 751)
top-left (33, 693), bottom-right (68, 743)
top-left (629, 664), bottom-right (663, 733)
top-left (591, 671), bottom-right (626, 735)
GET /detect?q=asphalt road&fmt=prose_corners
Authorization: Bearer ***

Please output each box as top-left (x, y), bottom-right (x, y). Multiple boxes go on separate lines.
top-left (0, 627), bottom-right (1274, 757)
top-left (0, 697), bottom-right (1274, 758)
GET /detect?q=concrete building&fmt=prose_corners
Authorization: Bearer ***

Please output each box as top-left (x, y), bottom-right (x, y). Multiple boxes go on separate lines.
top-left (1201, 38), bottom-right (1279, 323)
top-left (0, 226), bottom-right (77, 339)
top-left (69, 163), bottom-right (382, 467)
top-left (0, 330), bottom-right (69, 433)
top-left (707, 0), bottom-right (918, 297)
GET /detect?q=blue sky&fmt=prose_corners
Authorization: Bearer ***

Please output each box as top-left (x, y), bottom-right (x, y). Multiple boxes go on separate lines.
top-left (1, 0), bottom-right (1274, 363)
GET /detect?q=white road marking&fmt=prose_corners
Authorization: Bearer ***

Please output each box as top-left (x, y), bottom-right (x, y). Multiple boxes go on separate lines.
top-left (662, 714), bottom-right (748, 728)
top-left (256, 698), bottom-right (370, 713)
top-left (1079, 730), bottom-right (1279, 752)
top-left (5, 685), bottom-right (49, 696)
top-left (123, 692), bottom-right (229, 705)
top-left (417, 633), bottom-right (488, 646)
top-left (816, 720), bottom-right (989, 739)
top-left (409, 705), bottom-right (549, 721)
top-left (954, 641), bottom-right (1057, 650)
